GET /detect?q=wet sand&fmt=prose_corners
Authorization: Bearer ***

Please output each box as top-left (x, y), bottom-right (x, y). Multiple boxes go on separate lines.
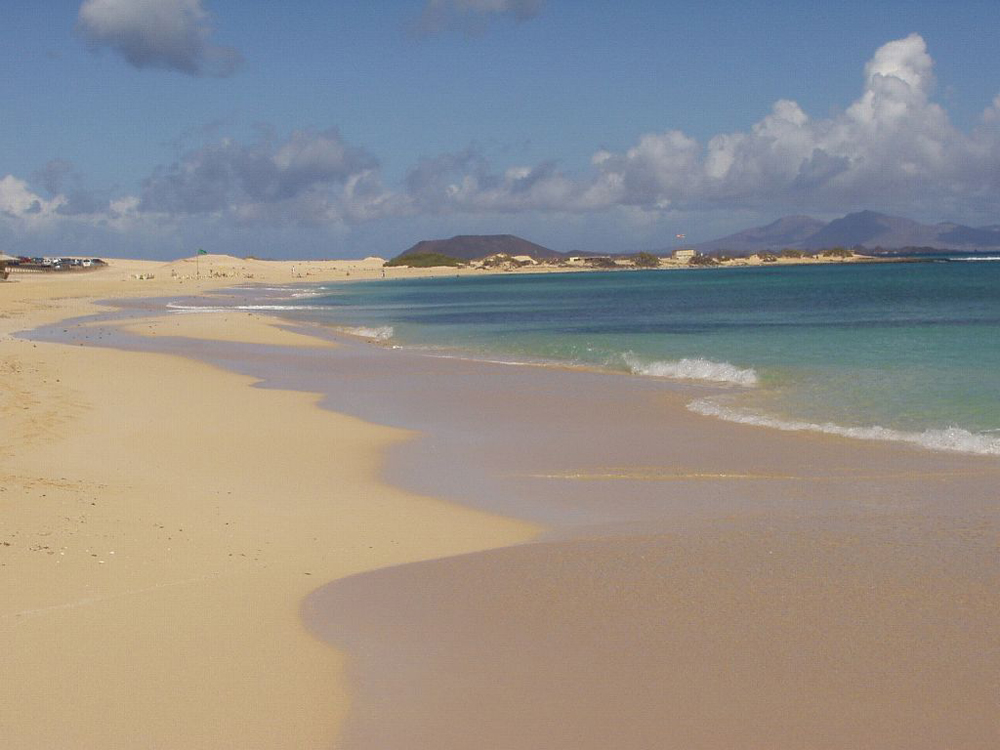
top-left (27, 290), bottom-right (1000, 749)
top-left (307, 520), bottom-right (998, 749)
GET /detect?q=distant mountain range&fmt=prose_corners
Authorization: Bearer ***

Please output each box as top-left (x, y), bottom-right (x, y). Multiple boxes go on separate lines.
top-left (396, 212), bottom-right (1000, 265)
top-left (693, 210), bottom-right (1000, 254)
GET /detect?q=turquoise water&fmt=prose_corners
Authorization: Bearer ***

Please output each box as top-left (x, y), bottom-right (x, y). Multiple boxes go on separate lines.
top-left (244, 260), bottom-right (1000, 455)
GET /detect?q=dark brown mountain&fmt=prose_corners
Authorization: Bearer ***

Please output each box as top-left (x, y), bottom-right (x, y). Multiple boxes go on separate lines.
top-left (395, 234), bottom-right (558, 262)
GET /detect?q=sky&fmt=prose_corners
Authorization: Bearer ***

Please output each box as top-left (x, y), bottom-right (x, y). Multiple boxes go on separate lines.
top-left (2, 0), bottom-right (1000, 259)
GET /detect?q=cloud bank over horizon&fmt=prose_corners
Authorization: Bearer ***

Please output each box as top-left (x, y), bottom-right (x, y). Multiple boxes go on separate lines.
top-left (4, 33), bottom-right (1000, 258)
top-left (407, 34), bottom-right (1000, 220)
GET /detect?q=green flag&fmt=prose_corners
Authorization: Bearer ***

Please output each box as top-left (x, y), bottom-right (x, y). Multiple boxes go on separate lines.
top-left (198, 248), bottom-right (207, 255)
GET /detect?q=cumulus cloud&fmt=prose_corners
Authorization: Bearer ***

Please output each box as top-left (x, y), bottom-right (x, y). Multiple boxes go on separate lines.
top-left (77, 0), bottom-right (242, 76)
top-left (1, 127), bottom-right (398, 251)
top-left (139, 128), bottom-right (397, 225)
top-left (404, 147), bottom-right (621, 213)
top-left (415, 0), bottom-right (543, 35)
top-left (1, 176), bottom-right (58, 215)
top-left (406, 34), bottom-right (1000, 220)
top-left (0, 170), bottom-right (134, 236)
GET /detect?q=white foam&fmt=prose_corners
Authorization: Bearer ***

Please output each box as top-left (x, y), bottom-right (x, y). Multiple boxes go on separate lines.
top-left (232, 304), bottom-right (323, 311)
top-left (338, 325), bottom-right (394, 341)
top-left (234, 286), bottom-right (302, 291)
top-left (952, 256), bottom-right (1000, 261)
top-left (419, 351), bottom-right (548, 368)
top-left (166, 302), bottom-right (321, 312)
top-left (688, 397), bottom-right (1000, 456)
top-left (165, 303), bottom-right (229, 314)
top-left (623, 353), bottom-right (759, 387)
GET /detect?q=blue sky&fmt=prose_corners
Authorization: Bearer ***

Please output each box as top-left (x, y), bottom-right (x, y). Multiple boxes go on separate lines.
top-left (2, 0), bottom-right (999, 258)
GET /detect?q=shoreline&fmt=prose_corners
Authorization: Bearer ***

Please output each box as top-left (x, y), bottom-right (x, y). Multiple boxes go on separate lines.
top-left (153, 266), bottom-right (1000, 460)
top-left (5, 262), bottom-right (1000, 748)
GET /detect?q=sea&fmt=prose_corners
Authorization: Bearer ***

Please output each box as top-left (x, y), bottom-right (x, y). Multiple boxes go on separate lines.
top-left (178, 257), bottom-right (1000, 456)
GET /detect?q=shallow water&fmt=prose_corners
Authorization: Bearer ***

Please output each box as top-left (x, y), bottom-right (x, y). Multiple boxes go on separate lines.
top-left (228, 261), bottom-right (1000, 455)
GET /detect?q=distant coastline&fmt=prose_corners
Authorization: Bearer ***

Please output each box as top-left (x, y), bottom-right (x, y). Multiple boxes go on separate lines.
top-left (385, 246), bottom-right (907, 272)
top-left (0, 246), bottom-right (913, 284)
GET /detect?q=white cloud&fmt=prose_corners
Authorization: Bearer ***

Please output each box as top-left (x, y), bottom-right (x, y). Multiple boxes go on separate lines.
top-left (862, 32), bottom-right (934, 94)
top-left (0, 175), bottom-right (65, 224)
top-left (406, 34), bottom-right (1000, 220)
top-left (77, 0), bottom-right (242, 76)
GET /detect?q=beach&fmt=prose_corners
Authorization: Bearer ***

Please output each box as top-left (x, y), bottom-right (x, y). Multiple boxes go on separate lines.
top-left (3, 258), bottom-right (1000, 748)
top-left (0, 259), bottom-right (537, 747)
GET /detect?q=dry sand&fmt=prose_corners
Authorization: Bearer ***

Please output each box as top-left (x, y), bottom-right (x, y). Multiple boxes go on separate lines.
top-left (0, 260), bottom-right (537, 748)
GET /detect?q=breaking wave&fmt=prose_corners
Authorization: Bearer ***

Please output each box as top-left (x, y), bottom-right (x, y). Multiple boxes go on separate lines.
top-left (688, 397), bottom-right (1000, 456)
top-left (165, 304), bottom-right (228, 314)
top-left (338, 325), bottom-right (394, 341)
top-left (166, 302), bottom-right (322, 312)
top-left (623, 353), bottom-right (759, 387)
top-left (232, 304), bottom-right (324, 311)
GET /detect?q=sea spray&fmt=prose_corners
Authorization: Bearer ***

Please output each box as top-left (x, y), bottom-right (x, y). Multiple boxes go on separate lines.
top-left (622, 353), bottom-right (759, 387)
top-left (338, 325), bottom-right (394, 341)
